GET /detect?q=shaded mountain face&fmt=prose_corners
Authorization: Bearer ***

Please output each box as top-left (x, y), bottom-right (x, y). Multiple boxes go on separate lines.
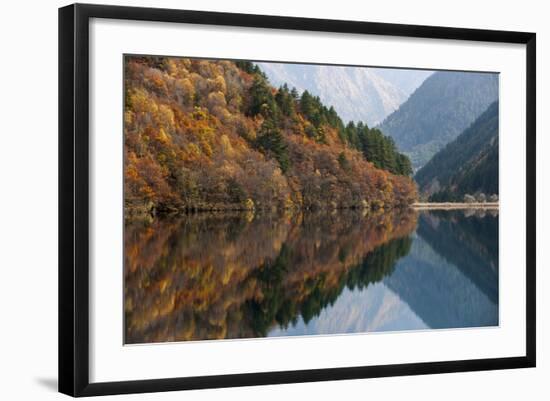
top-left (258, 62), bottom-right (431, 126)
top-left (415, 102), bottom-right (499, 201)
top-left (377, 71), bottom-right (499, 169)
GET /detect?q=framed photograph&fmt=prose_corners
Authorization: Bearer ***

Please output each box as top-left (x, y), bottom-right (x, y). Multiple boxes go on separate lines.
top-left (59, 3), bottom-right (536, 397)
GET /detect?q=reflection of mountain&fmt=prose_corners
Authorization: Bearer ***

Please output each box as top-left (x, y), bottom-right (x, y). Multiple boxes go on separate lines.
top-left (269, 282), bottom-right (427, 337)
top-left (384, 212), bottom-right (498, 329)
top-left (124, 210), bottom-right (417, 343)
top-left (417, 210), bottom-right (498, 303)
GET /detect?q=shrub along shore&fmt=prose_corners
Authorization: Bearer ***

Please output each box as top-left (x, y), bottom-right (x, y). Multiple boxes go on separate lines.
top-left (411, 202), bottom-right (499, 210)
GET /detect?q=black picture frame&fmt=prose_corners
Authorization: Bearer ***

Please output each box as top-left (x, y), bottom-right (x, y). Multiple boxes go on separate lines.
top-left (59, 3), bottom-right (536, 397)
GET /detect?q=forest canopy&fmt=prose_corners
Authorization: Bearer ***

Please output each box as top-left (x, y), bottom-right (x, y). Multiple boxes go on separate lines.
top-left (124, 56), bottom-right (416, 216)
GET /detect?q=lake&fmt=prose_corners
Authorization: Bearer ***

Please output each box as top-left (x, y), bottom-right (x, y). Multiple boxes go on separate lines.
top-left (124, 209), bottom-right (499, 344)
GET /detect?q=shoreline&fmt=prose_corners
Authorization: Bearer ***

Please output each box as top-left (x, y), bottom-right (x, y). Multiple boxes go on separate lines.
top-left (411, 202), bottom-right (499, 210)
top-left (125, 202), bottom-right (501, 221)
top-left (124, 204), bottom-right (415, 222)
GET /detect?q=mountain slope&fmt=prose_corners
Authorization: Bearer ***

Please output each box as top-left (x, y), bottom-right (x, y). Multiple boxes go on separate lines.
top-left (415, 102), bottom-right (499, 200)
top-left (258, 62), bottom-right (431, 126)
top-left (378, 71), bottom-right (499, 168)
top-left (123, 57), bottom-right (417, 217)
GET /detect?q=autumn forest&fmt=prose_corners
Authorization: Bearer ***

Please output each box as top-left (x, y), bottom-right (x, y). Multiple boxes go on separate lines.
top-left (124, 56), bottom-right (416, 218)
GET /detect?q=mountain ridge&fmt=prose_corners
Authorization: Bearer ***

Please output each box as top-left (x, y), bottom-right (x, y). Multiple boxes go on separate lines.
top-left (377, 71), bottom-right (499, 168)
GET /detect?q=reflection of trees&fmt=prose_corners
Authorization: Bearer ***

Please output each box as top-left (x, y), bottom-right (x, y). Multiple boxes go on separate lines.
top-left (245, 236), bottom-right (413, 336)
top-left (124, 210), bottom-right (416, 343)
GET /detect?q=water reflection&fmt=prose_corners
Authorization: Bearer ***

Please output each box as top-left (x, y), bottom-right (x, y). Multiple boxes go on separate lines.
top-left (124, 209), bottom-right (498, 344)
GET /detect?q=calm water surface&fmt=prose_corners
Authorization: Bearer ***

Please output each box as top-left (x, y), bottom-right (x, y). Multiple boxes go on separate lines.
top-left (124, 209), bottom-right (498, 344)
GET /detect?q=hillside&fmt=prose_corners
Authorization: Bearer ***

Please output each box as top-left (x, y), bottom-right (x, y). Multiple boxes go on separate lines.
top-left (377, 71), bottom-right (499, 168)
top-left (415, 102), bottom-right (499, 201)
top-left (258, 62), bottom-right (431, 126)
top-left (124, 57), bottom-right (416, 217)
